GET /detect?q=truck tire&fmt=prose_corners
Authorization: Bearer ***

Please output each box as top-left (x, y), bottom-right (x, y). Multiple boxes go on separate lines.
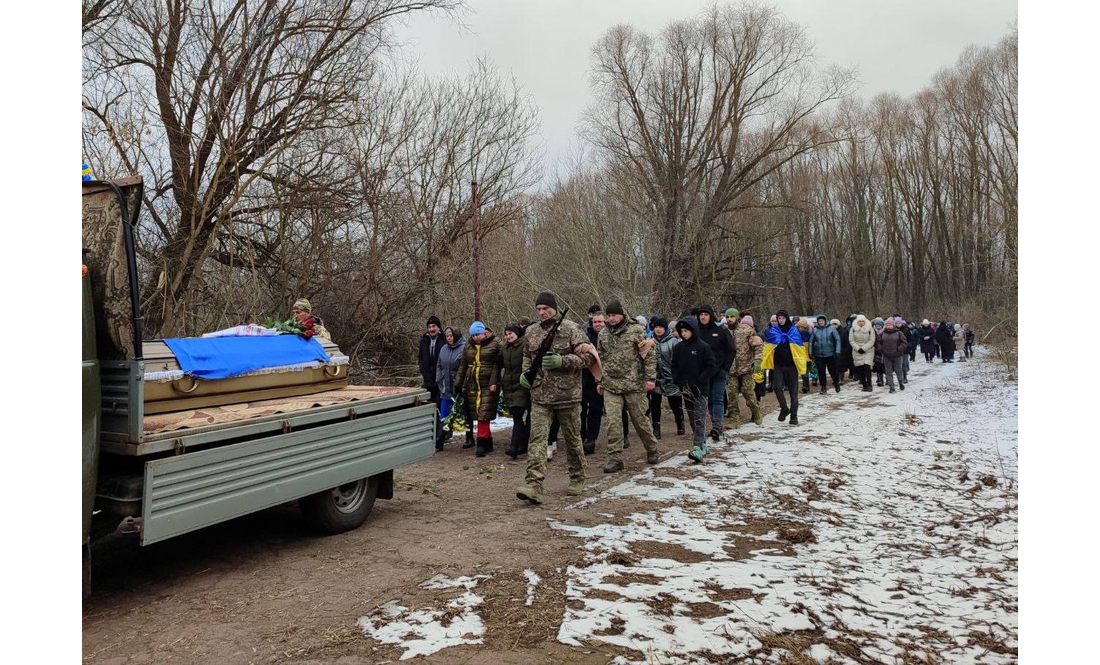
top-left (299, 476), bottom-right (378, 535)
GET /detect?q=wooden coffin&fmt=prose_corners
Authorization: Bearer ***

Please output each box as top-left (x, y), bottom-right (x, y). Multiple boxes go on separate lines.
top-left (140, 338), bottom-right (349, 414)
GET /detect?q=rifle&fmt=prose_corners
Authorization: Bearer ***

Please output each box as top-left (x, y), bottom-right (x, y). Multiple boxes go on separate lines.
top-left (523, 307), bottom-right (570, 387)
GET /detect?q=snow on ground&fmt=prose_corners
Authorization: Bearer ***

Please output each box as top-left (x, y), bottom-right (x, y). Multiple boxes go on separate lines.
top-left (357, 574), bottom-right (492, 661)
top-left (552, 349), bottom-right (1018, 663)
top-left (524, 569), bottom-right (542, 606)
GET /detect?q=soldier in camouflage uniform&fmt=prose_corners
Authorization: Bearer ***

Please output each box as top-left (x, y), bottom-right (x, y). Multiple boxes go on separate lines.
top-left (516, 291), bottom-right (595, 504)
top-left (597, 299), bottom-right (660, 473)
top-left (727, 313), bottom-right (764, 428)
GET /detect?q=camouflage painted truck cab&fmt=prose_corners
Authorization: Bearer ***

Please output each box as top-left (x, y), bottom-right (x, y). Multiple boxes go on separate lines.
top-left (82, 178), bottom-right (435, 595)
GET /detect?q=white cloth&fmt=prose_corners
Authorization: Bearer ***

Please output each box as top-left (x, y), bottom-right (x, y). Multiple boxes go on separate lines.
top-left (201, 324), bottom-right (280, 338)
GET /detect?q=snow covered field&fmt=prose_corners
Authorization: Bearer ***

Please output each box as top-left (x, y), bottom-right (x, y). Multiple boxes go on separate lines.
top-left (359, 350), bottom-right (1018, 663)
top-left (555, 350), bottom-right (1017, 663)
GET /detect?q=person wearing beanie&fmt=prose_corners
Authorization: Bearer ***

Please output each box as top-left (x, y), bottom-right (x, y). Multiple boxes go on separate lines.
top-left (501, 323), bottom-right (531, 459)
top-left (904, 320), bottom-right (918, 365)
top-left (726, 313), bottom-right (764, 429)
top-left (696, 305), bottom-right (736, 441)
top-left (418, 314), bottom-right (446, 447)
top-left (871, 318), bottom-right (886, 386)
top-left (963, 323), bottom-right (975, 358)
top-left (810, 314), bottom-right (842, 395)
top-left (880, 318), bottom-right (908, 393)
top-left (849, 315), bottom-right (876, 392)
top-left (649, 317), bottom-right (685, 439)
top-left (919, 319), bottom-right (936, 363)
top-left (672, 318), bottom-right (717, 462)
top-left (953, 324), bottom-right (967, 362)
top-left (516, 291), bottom-right (597, 504)
top-left (454, 321), bottom-right (503, 457)
top-left (725, 308), bottom-right (739, 322)
top-left (596, 299), bottom-right (661, 473)
top-left (763, 310), bottom-right (807, 425)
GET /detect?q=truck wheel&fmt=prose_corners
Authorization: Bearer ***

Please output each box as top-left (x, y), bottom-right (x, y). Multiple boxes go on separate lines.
top-left (299, 476), bottom-right (378, 535)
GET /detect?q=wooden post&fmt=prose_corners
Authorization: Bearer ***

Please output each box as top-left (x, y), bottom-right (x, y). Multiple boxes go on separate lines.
top-left (471, 180), bottom-right (481, 321)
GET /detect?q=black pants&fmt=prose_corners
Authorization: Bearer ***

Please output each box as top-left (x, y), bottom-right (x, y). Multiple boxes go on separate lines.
top-left (924, 351), bottom-right (934, 362)
top-left (908, 345), bottom-right (917, 361)
top-left (580, 373), bottom-right (602, 441)
top-left (965, 342), bottom-right (973, 357)
top-left (510, 406), bottom-right (530, 454)
top-left (772, 365), bottom-right (799, 416)
top-left (649, 393), bottom-right (684, 428)
top-left (429, 387), bottom-right (444, 443)
top-left (814, 355), bottom-right (839, 389)
top-left (855, 364), bottom-right (872, 389)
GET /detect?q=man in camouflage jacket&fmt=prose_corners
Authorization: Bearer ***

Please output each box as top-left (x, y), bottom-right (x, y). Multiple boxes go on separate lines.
top-left (726, 312), bottom-right (764, 428)
top-left (596, 299), bottom-right (660, 473)
top-left (516, 291), bottom-right (595, 504)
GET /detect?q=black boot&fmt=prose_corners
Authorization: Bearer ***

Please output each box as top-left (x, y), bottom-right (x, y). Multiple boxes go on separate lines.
top-left (623, 436), bottom-right (630, 449)
top-left (475, 437), bottom-right (490, 457)
top-left (486, 436), bottom-right (494, 453)
top-left (676, 421), bottom-right (685, 436)
top-left (834, 382), bottom-right (840, 393)
top-left (462, 431), bottom-right (475, 449)
top-left (653, 422), bottom-right (662, 439)
top-left (789, 413), bottom-right (799, 426)
top-left (778, 407), bottom-right (789, 422)
top-left (583, 439), bottom-right (595, 455)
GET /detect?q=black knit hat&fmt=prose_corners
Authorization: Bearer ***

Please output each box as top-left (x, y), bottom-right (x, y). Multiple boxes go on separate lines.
top-left (535, 291), bottom-right (558, 309)
top-left (605, 298), bottom-right (625, 316)
top-left (650, 315), bottom-right (668, 330)
top-left (588, 304), bottom-right (602, 315)
top-left (427, 315), bottom-right (441, 328)
top-left (505, 323), bottom-right (526, 338)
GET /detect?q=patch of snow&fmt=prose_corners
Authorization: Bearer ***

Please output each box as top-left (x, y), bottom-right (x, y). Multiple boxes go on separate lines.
top-left (524, 569), bottom-right (541, 606)
top-left (358, 574), bottom-right (492, 660)
top-left (551, 351), bottom-right (1017, 663)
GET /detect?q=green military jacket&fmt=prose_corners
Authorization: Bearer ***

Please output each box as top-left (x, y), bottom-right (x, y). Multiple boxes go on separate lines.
top-left (732, 323), bottom-right (763, 376)
top-left (523, 317), bottom-right (592, 407)
top-left (597, 321), bottom-right (655, 394)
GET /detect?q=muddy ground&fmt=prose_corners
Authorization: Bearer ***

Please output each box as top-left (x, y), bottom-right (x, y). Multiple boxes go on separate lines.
top-left (85, 383), bottom-right (794, 664)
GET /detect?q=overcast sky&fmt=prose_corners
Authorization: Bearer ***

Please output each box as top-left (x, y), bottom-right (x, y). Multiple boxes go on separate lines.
top-left (393, 0), bottom-right (1017, 184)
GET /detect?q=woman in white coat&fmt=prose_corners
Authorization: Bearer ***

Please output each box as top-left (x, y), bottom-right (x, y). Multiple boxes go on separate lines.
top-left (849, 315), bottom-right (876, 392)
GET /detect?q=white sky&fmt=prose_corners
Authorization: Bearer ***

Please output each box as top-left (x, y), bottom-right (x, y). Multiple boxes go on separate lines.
top-left (393, 0), bottom-right (1017, 185)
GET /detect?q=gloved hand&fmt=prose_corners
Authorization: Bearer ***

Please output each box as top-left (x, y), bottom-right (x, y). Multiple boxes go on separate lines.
top-left (542, 353), bottom-right (563, 369)
top-left (752, 360), bottom-right (762, 374)
top-left (520, 374), bottom-right (532, 390)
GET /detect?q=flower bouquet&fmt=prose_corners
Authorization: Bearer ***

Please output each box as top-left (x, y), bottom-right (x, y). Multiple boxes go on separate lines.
top-left (262, 315), bottom-right (316, 340)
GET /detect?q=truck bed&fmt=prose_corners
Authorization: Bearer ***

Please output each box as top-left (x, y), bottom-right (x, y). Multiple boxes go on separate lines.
top-left (99, 363), bottom-right (428, 456)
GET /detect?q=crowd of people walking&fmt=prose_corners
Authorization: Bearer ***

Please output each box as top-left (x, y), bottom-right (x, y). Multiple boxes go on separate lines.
top-left (416, 292), bottom-right (975, 504)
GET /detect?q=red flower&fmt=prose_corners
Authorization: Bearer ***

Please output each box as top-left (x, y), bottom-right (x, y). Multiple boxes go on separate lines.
top-left (302, 330), bottom-right (314, 339)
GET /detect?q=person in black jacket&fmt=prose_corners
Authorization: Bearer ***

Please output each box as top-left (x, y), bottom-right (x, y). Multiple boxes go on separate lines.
top-left (696, 305), bottom-right (735, 442)
top-left (418, 316), bottom-right (445, 445)
top-left (935, 320), bottom-right (955, 363)
top-left (672, 318), bottom-right (716, 462)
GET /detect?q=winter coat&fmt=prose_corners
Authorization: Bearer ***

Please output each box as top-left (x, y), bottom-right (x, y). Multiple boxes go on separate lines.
top-left (918, 325), bottom-right (936, 354)
top-left (435, 334), bottom-right (467, 400)
top-left (523, 317), bottom-right (594, 407)
top-left (654, 330), bottom-right (681, 396)
top-left (953, 329), bottom-right (966, 351)
top-left (849, 316), bottom-right (876, 368)
top-left (671, 318), bottom-right (716, 393)
top-left (763, 323), bottom-right (807, 374)
top-left (697, 305), bottom-right (735, 371)
top-left (809, 321), bottom-right (841, 358)
top-left (598, 320), bottom-right (656, 394)
top-left (873, 329), bottom-right (884, 367)
top-left (879, 328), bottom-right (908, 358)
top-left (731, 323), bottom-right (764, 376)
top-left (501, 337), bottom-right (530, 410)
top-left (964, 327), bottom-right (975, 345)
top-left (454, 334), bottom-right (503, 421)
top-left (418, 332), bottom-right (443, 389)
top-left (840, 323), bottom-right (854, 367)
top-left (935, 323), bottom-right (955, 353)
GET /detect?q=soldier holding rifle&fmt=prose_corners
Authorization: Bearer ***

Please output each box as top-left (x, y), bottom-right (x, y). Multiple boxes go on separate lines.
top-left (516, 291), bottom-right (598, 504)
